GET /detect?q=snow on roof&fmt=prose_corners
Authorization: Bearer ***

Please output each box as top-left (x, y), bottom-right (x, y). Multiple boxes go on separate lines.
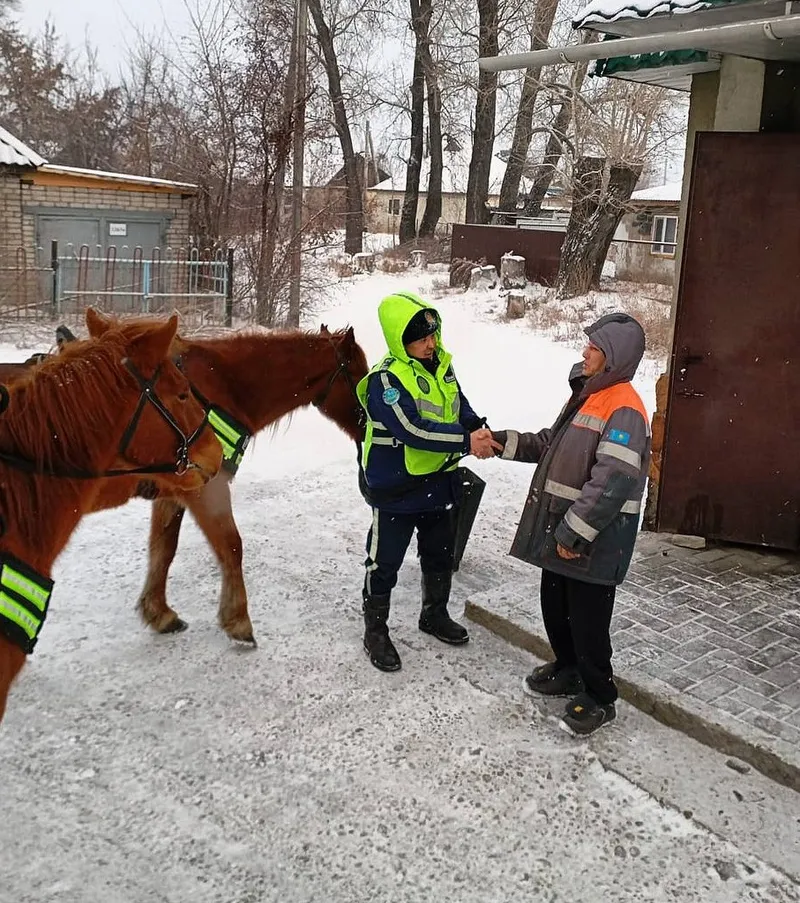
top-left (573, 0), bottom-right (718, 28)
top-left (630, 179), bottom-right (682, 202)
top-left (371, 149), bottom-right (523, 196)
top-left (40, 163), bottom-right (197, 191)
top-left (0, 125), bottom-right (46, 168)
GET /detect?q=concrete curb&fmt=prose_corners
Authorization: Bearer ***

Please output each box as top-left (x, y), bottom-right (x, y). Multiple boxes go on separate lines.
top-left (466, 599), bottom-right (800, 794)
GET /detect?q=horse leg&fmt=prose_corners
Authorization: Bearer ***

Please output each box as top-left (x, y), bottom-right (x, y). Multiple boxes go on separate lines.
top-left (182, 475), bottom-right (256, 645)
top-left (0, 638), bottom-right (26, 724)
top-left (136, 497), bottom-right (189, 634)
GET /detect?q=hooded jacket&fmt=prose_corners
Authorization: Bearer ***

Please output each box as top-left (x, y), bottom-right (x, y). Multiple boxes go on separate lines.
top-left (356, 291), bottom-right (483, 513)
top-left (495, 314), bottom-right (651, 585)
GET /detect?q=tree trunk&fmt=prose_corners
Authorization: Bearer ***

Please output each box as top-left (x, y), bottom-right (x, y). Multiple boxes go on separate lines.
top-left (465, 0), bottom-right (498, 224)
top-left (497, 0), bottom-right (559, 215)
top-left (400, 39), bottom-right (425, 244)
top-left (521, 37), bottom-right (596, 216)
top-left (588, 161), bottom-right (642, 288)
top-left (555, 156), bottom-right (642, 299)
top-left (414, 0), bottom-right (442, 238)
top-left (257, 31), bottom-right (297, 327)
top-left (308, 0), bottom-right (364, 256)
top-left (522, 101), bottom-right (571, 216)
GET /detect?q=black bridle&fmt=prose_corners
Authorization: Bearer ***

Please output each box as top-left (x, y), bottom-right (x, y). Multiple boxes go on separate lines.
top-left (311, 336), bottom-right (366, 432)
top-left (0, 358), bottom-right (209, 480)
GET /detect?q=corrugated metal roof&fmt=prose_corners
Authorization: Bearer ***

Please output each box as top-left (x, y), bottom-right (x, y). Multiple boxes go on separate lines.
top-left (0, 126), bottom-right (46, 168)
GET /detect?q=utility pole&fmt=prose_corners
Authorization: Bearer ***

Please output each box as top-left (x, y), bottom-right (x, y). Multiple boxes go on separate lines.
top-left (288, 0), bottom-right (307, 328)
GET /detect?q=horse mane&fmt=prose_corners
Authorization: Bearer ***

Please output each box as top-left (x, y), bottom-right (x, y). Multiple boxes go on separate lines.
top-left (173, 326), bottom-right (358, 435)
top-left (0, 331), bottom-right (135, 474)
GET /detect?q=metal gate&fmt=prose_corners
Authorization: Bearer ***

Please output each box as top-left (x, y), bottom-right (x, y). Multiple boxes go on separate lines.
top-left (50, 243), bottom-right (234, 327)
top-left (657, 131), bottom-right (800, 549)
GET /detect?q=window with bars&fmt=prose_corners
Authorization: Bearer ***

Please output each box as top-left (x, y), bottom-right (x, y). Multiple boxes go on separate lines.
top-left (651, 215), bottom-right (678, 257)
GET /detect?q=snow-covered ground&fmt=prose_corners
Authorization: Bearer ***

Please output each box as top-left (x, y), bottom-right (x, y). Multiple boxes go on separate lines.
top-left (1, 272), bottom-right (798, 902)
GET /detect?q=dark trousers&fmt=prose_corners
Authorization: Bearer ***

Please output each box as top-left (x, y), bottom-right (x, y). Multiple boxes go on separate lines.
top-left (540, 569), bottom-right (618, 705)
top-left (364, 508), bottom-right (456, 598)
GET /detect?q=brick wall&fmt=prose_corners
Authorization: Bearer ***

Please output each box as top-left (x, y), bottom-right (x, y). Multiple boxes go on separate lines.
top-left (0, 172), bottom-right (195, 312)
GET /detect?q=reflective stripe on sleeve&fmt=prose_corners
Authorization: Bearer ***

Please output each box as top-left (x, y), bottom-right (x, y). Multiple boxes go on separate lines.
top-left (379, 373), bottom-right (464, 445)
top-left (573, 413), bottom-right (607, 432)
top-left (597, 441), bottom-right (642, 470)
top-left (564, 508), bottom-right (600, 542)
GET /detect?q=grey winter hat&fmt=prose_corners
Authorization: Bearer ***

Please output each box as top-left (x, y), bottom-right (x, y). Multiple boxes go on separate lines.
top-left (584, 313), bottom-right (646, 382)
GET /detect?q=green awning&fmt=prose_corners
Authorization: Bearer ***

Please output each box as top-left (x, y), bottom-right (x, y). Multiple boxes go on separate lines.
top-left (593, 48), bottom-right (709, 77)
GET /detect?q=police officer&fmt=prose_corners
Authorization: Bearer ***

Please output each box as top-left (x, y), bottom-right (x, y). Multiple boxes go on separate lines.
top-left (356, 290), bottom-right (499, 672)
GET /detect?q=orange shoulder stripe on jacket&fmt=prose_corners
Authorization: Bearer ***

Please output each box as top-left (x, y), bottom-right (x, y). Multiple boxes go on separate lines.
top-left (578, 383), bottom-right (650, 425)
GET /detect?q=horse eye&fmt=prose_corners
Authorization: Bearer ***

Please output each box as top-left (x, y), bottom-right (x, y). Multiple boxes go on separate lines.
top-left (178, 392), bottom-right (189, 402)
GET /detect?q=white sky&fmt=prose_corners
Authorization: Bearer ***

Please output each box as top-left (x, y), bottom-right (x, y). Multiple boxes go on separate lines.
top-left (16, 0), bottom-right (194, 75)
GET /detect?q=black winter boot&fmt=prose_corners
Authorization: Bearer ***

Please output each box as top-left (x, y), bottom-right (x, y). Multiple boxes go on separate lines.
top-left (419, 572), bottom-right (469, 646)
top-left (362, 591), bottom-right (401, 672)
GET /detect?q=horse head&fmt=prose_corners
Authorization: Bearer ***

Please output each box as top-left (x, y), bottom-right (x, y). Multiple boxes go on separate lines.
top-left (83, 308), bottom-right (222, 490)
top-left (312, 326), bottom-right (368, 443)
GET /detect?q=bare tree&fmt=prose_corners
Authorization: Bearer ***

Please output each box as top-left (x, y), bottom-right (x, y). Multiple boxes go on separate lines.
top-left (554, 77), bottom-right (681, 298)
top-left (399, 30), bottom-right (425, 243)
top-left (497, 0), bottom-right (559, 215)
top-left (414, 0), bottom-right (444, 237)
top-left (465, 0), bottom-right (499, 224)
top-left (307, 0), bottom-right (370, 256)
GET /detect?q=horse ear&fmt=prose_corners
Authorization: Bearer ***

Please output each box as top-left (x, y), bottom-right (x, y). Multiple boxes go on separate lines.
top-left (320, 323), bottom-right (330, 335)
top-left (343, 326), bottom-right (355, 346)
top-left (131, 314), bottom-right (179, 365)
top-left (86, 307), bottom-right (111, 338)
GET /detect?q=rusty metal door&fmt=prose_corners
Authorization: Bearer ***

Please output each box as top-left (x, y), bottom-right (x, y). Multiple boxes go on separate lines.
top-left (658, 131), bottom-right (800, 550)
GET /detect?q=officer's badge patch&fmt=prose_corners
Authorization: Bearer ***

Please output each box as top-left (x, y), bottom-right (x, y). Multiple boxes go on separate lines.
top-left (443, 366), bottom-right (456, 383)
top-left (608, 428), bottom-right (631, 446)
top-left (424, 310), bottom-right (437, 327)
top-left (382, 387), bottom-right (401, 405)
top-left (416, 375), bottom-right (430, 394)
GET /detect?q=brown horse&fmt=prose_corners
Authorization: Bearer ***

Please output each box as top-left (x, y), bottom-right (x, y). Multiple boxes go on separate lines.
top-left (0, 310), bottom-right (223, 722)
top-left (81, 324), bottom-right (367, 644)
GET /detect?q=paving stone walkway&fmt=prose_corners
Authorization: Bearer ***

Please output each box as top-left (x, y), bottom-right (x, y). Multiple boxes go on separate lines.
top-left (465, 531), bottom-right (800, 791)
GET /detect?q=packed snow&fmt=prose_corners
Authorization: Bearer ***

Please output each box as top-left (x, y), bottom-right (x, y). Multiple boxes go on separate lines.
top-left (1, 269), bottom-right (797, 903)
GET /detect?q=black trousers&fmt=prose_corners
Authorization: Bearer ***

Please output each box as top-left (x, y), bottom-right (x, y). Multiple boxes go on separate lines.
top-left (540, 569), bottom-right (618, 705)
top-left (364, 508), bottom-right (456, 598)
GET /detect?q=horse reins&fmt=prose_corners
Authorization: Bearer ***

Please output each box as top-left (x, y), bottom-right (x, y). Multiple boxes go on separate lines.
top-left (312, 336), bottom-right (366, 433)
top-left (0, 358), bottom-right (209, 480)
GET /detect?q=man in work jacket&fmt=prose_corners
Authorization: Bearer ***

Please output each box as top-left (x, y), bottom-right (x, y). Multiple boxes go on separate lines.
top-left (492, 313), bottom-right (650, 736)
top-left (357, 290), bottom-right (499, 672)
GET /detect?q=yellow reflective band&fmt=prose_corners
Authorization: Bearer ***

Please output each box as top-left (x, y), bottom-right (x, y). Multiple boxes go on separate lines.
top-left (208, 409), bottom-right (242, 446)
top-left (0, 591), bottom-right (41, 639)
top-left (1, 564), bottom-right (49, 611)
top-left (416, 399), bottom-right (445, 417)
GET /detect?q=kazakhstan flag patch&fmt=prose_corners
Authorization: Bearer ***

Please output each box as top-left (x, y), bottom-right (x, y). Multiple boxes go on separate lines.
top-left (608, 428), bottom-right (631, 446)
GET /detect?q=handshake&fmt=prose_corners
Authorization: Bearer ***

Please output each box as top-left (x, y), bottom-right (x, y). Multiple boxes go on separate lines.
top-left (469, 428), bottom-right (503, 460)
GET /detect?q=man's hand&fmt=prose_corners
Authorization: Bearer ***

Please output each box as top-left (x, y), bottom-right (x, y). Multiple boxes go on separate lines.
top-left (556, 542), bottom-right (581, 560)
top-left (470, 428), bottom-right (503, 460)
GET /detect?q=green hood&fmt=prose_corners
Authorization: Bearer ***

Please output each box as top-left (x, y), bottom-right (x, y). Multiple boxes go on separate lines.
top-left (377, 291), bottom-right (442, 362)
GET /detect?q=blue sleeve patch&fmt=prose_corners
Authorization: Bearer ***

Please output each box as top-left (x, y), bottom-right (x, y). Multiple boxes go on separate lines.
top-left (382, 387), bottom-right (401, 405)
top-left (608, 428), bottom-right (631, 446)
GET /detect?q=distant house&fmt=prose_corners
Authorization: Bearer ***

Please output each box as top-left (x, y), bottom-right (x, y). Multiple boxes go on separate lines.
top-left (365, 149), bottom-right (550, 236)
top-left (614, 180), bottom-right (681, 285)
top-left (303, 152), bottom-right (390, 231)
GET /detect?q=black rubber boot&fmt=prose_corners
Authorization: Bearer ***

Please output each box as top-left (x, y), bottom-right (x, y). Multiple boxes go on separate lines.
top-left (419, 572), bottom-right (469, 646)
top-left (362, 590), bottom-right (401, 672)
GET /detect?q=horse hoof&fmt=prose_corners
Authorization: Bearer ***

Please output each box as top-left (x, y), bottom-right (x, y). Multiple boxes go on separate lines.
top-left (235, 633), bottom-right (257, 647)
top-left (161, 618), bottom-right (189, 634)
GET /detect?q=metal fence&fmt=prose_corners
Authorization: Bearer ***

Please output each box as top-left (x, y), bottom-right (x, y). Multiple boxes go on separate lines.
top-left (0, 242), bottom-right (235, 328)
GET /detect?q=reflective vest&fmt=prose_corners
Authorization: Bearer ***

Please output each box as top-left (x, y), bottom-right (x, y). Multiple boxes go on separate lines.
top-left (358, 353), bottom-right (461, 476)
